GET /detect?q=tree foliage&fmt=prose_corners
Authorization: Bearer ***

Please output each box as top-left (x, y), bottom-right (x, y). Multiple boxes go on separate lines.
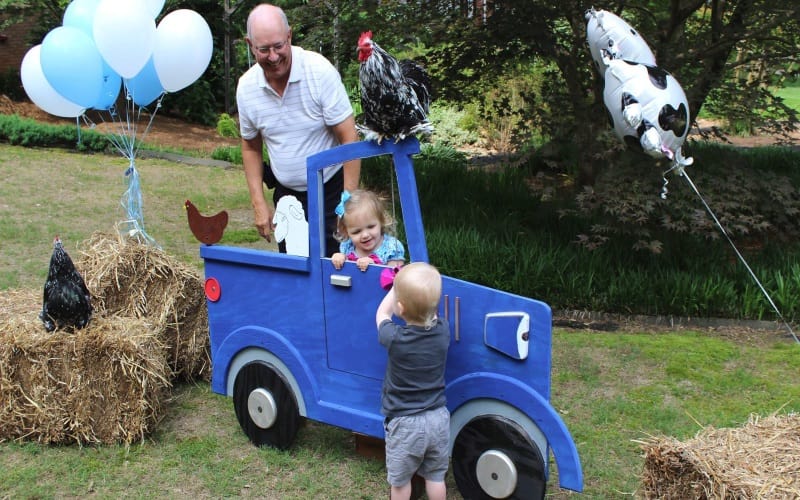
top-left (8, 0), bottom-right (800, 147)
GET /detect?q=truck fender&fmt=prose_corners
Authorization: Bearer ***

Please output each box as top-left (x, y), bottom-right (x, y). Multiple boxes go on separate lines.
top-left (447, 373), bottom-right (583, 492)
top-left (214, 327), bottom-right (317, 417)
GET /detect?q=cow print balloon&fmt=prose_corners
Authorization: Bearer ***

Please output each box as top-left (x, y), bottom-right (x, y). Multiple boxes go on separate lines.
top-left (586, 7), bottom-right (656, 76)
top-left (603, 58), bottom-right (691, 162)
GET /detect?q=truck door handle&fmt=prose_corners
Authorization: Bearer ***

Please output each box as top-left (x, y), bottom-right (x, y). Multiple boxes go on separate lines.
top-left (444, 295), bottom-right (460, 342)
top-left (330, 275), bottom-right (352, 287)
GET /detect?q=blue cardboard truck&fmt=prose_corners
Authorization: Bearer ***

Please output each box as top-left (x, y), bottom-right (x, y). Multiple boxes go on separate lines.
top-left (200, 138), bottom-right (583, 498)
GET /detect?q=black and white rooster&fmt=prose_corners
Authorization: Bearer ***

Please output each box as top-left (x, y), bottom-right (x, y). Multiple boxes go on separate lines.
top-left (40, 236), bottom-right (93, 332)
top-left (357, 31), bottom-right (433, 143)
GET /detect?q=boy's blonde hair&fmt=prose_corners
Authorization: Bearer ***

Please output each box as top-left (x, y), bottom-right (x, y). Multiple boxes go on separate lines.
top-left (334, 189), bottom-right (395, 242)
top-left (394, 262), bottom-right (442, 328)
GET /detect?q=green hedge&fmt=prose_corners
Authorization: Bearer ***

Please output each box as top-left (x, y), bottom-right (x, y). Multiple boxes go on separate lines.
top-left (0, 114), bottom-right (110, 152)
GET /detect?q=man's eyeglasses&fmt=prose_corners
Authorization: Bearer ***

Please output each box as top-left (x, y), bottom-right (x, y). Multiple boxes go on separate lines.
top-left (254, 39), bottom-right (289, 55)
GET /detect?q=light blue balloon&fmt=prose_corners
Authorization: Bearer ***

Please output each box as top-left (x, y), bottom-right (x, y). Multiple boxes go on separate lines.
top-left (124, 56), bottom-right (164, 106)
top-left (40, 26), bottom-right (103, 108)
top-left (63, 0), bottom-right (101, 36)
top-left (94, 60), bottom-right (121, 110)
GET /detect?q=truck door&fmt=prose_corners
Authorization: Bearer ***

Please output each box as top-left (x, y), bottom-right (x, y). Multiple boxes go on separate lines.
top-left (322, 261), bottom-right (389, 380)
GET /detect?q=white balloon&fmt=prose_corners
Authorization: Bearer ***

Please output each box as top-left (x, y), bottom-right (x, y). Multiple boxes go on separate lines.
top-left (586, 8), bottom-right (656, 76)
top-left (153, 9), bottom-right (213, 92)
top-left (602, 58), bottom-right (690, 161)
top-left (92, 0), bottom-right (156, 78)
top-left (20, 45), bottom-right (85, 118)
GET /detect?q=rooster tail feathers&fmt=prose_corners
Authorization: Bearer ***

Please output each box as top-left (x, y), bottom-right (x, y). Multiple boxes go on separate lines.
top-left (399, 59), bottom-right (432, 112)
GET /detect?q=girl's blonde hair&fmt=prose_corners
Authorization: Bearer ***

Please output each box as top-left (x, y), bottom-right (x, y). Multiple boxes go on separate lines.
top-left (334, 189), bottom-right (396, 243)
top-left (394, 262), bottom-right (442, 329)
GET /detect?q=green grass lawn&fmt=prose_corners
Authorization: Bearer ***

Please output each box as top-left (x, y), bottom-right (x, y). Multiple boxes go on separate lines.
top-left (1, 328), bottom-right (796, 498)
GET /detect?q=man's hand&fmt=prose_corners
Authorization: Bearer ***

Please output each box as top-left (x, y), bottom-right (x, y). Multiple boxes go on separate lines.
top-left (254, 205), bottom-right (274, 242)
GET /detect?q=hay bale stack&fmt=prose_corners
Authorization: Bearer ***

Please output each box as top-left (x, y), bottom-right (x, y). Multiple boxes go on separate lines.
top-left (0, 288), bottom-right (41, 317)
top-left (0, 313), bottom-right (170, 445)
top-left (78, 232), bottom-right (209, 381)
top-left (641, 413), bottom-right (800, 499)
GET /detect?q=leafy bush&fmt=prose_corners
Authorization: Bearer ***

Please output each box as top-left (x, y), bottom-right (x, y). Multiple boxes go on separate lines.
top-left (0, 114), bottom-right (110, 151)
top-left (457, 60), bottom-right (561, 154)
top-left (211, 145), bottom-right (242, 164)
top-left (428, 102), bottom-right (479, 147)
top-left (559, 143), bottom-right (800, 253)
top-left (216, 113), bottom-right (240, 139)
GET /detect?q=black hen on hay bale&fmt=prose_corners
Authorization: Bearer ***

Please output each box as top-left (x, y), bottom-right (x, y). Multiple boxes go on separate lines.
top-left (0, 314), bottom-right (170, 445)
top-left (640, 413), bottom-right (800, 499)
top-left (77, 232), bottom-right (210, 381)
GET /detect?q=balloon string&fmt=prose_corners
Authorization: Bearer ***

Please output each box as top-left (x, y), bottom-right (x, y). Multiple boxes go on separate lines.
top-left (92, 107), bottom-right (129, 159)
top-left (75, 116), bottom-right (81, 146)
top-left (80, 96), bottom-right (160, 249)
top-left (121, 161), bottom-right (160, 249)
top-left (123, 90), bottom-right (137, 159)
top-left (680, 170), bottom-right (799, 344)
top-left (132, 93), bottom-right (165, 160)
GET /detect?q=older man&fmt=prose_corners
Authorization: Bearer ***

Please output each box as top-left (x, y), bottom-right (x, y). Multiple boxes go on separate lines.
top-left (237, 3), bottom-right (360, 255)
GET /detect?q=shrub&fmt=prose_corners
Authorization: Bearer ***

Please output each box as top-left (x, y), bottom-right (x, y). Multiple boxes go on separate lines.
top-left (216, 113), bottom-right (240, 139)
top-left (558, 143), bottom-right (800, 253)
top-left (0, 114), bottom-right (110, 152)
top-left (428, 102), bottom-right (479, 147)
top-left (211, 145), bottom-right (242, 164)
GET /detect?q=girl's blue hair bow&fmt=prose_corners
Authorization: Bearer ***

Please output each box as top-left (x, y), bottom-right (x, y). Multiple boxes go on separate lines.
top-left (335, 190), bottom-right (351, 217)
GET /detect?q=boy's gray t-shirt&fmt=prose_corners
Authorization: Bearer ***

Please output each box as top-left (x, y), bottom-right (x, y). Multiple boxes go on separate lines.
top-left (378, 317), bottom-right (450, 419)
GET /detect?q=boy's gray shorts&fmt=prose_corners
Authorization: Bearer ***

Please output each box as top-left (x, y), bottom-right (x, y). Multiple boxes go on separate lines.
top-left (384, 406), bottom-right (450, 486)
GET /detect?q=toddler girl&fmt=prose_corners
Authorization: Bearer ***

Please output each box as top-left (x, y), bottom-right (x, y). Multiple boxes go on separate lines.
top-left (331, 189), bottom-right (405, 271)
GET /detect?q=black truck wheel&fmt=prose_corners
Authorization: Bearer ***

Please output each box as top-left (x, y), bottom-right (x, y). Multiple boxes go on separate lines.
top-left (233, 361), bottom-right (301, 450)
top-left (452, 416), bottom-right (546, 499)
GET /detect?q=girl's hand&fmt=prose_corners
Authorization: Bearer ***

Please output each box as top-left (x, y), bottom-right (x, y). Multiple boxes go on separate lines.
top-left (331, 253), bottom-right (346, 269)
top-left (356, 256), bottom-right (373, 271)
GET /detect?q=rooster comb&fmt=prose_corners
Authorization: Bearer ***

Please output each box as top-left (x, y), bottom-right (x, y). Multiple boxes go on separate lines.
top-left (358, 31), bottom-right (373, 45)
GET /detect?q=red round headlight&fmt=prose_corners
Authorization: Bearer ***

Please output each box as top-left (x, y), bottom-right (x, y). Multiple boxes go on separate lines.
top-left (204, 277), bottom-right (221, 302)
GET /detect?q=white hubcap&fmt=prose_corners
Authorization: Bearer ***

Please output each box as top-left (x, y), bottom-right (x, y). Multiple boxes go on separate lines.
top-left (247, 388), bottom-right (277, 429)
top-left (476, 449), bottom-right (518, 499)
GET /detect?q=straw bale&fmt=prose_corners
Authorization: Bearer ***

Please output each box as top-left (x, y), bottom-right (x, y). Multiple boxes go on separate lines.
top-left (640, 413), bottom-right (800, 499)
top-left (0, 313), bottom-right (171, 445)
top-left (77, 232), bottom-right (210, 381)
top-left (0, 288), bottom-right (41, 318)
